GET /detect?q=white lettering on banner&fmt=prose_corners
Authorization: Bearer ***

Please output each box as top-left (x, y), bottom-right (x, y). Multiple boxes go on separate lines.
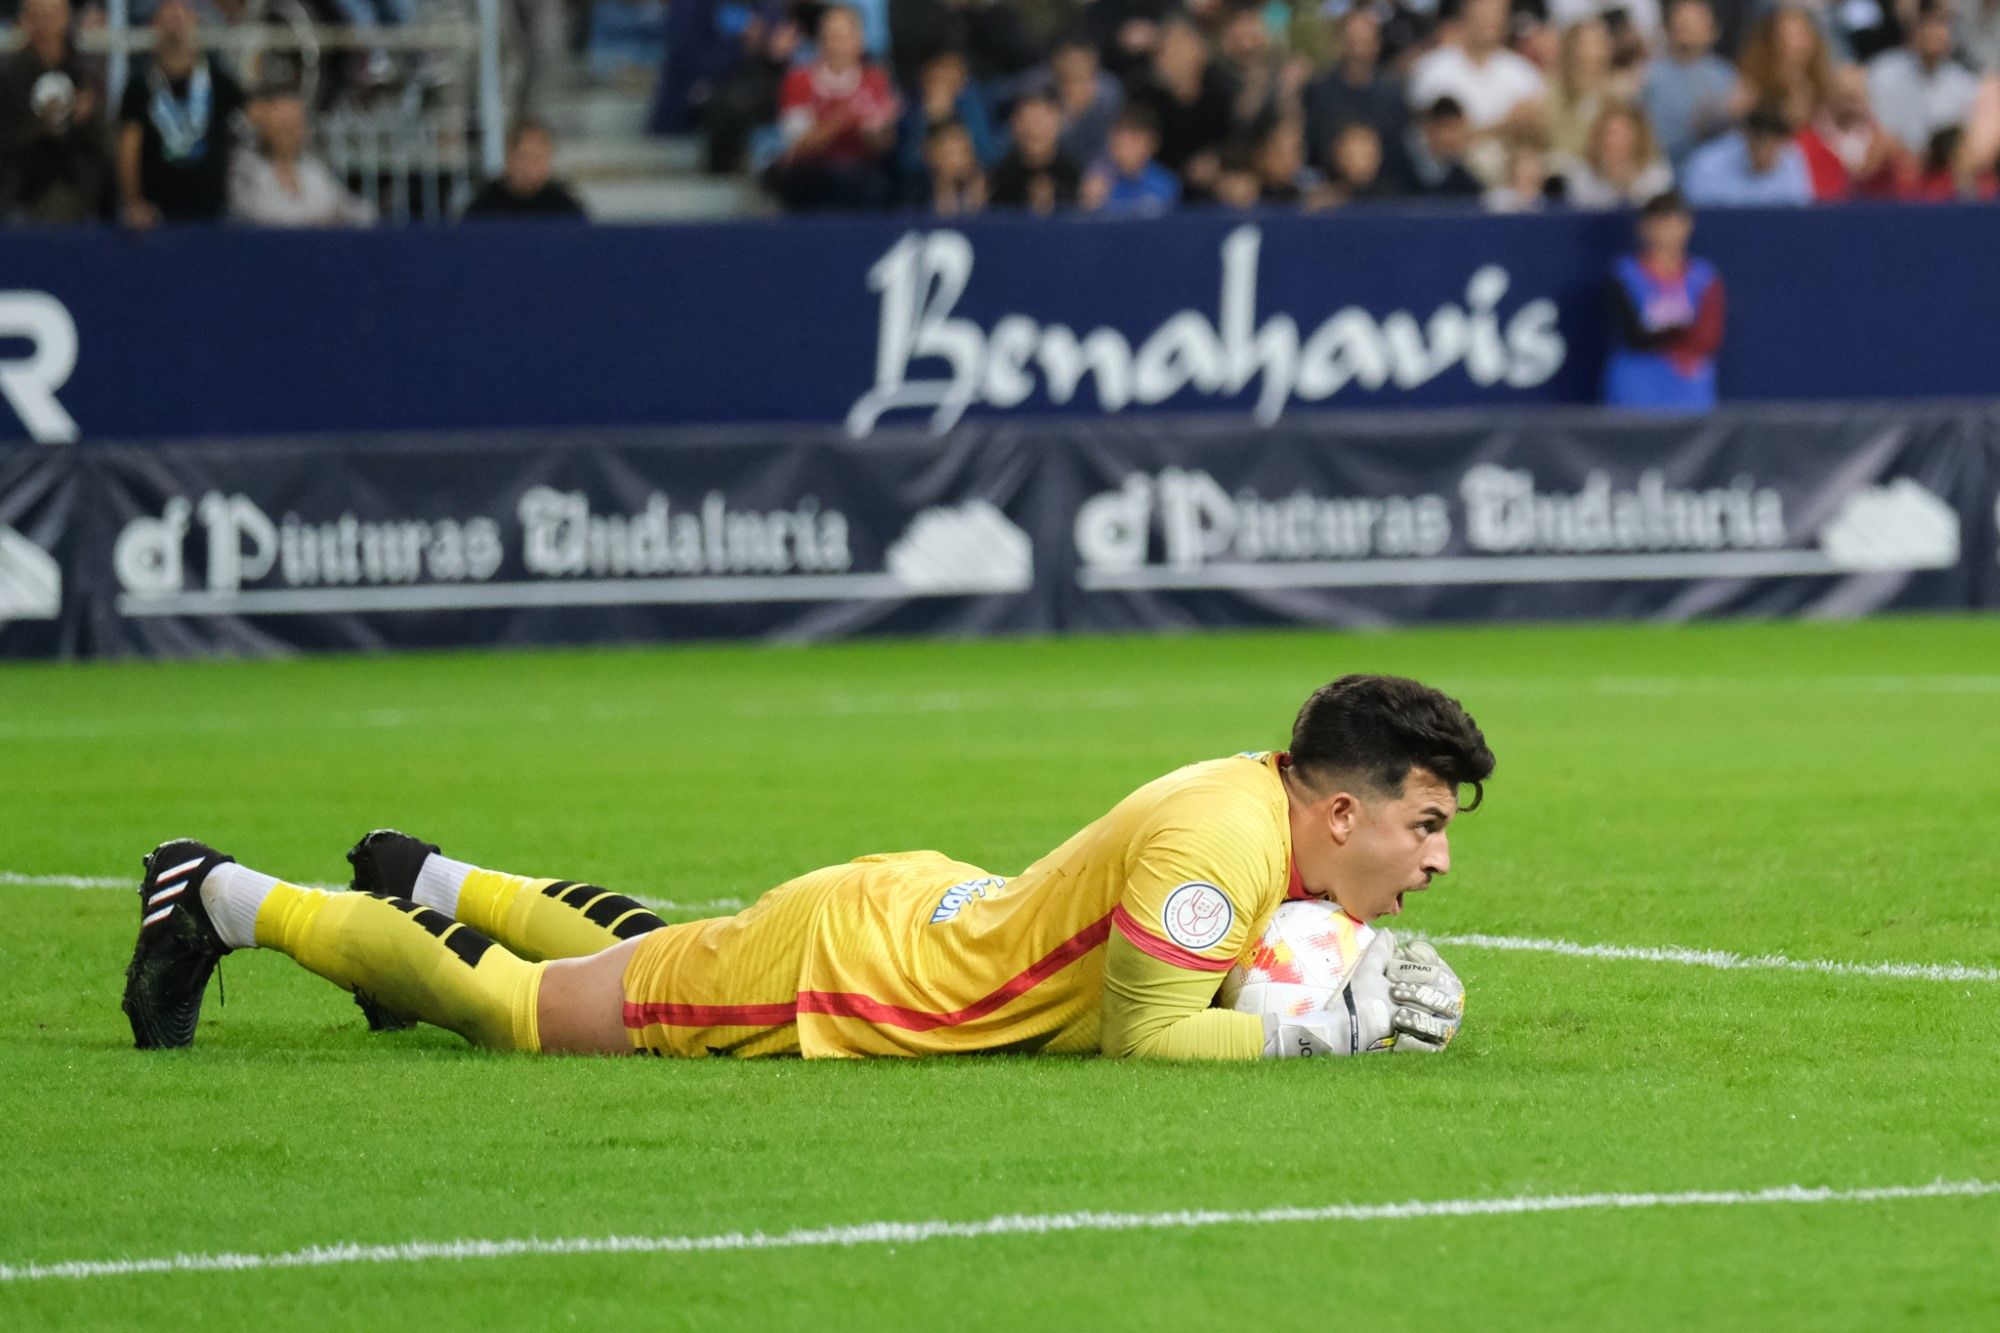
top-left (518, 487), bottom-right (852, 578)
top-left (846, 226), bottom-right (1566, 435)
top-left (1075, 470), bottom-right (1451, 576)
top-left (1459, 466), bottom-right (1786, 554)
top-left (1076, 468), bottom-right (1961, 591)
top-left (0, 292), bottom-right (79, 445)
top-left (108, 491), bottom-right (1034, 617)
top-left (0, 525), bottom-right (61, 621)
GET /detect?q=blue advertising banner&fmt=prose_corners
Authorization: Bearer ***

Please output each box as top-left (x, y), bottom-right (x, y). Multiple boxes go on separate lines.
top-left (3, 204), bottom-right (1999, 445)
top-left (2, 404), bottom-right (1994, 660)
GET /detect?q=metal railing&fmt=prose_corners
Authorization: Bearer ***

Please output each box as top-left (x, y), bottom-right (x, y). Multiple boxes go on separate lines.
top-left (6, 0), bottom-right (509, 222)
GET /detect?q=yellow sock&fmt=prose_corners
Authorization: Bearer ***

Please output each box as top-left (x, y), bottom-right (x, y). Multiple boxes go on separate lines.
top-left (453, 870), bottom-right (665, 962)
top-left (255, 882), bottom-right (542, 1051)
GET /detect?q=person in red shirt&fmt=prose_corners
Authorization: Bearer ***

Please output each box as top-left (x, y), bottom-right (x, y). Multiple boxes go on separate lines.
top-left (1796, 65), bottom-right (1907, 200)
top-left (764, 5), bottom-right (900, 211)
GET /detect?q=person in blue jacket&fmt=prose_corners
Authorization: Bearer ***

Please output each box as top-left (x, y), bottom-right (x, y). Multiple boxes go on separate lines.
top-left (1603, 190), bottom-right (1726, 412)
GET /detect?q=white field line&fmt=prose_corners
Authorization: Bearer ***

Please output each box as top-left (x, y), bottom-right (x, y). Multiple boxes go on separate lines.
top-left (9, 874), bottom-right (1993, 979)
top-left (4, 1179), bottom-right (1994, 1285)
top-left (1433, 933), bottom-right (2000, 984)
top-left (0, 871), bottom-right (127, 889)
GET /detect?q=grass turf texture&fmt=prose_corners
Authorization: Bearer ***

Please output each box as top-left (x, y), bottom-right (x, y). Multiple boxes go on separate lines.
top-left (2, 617), bottom-right (1996, 1330)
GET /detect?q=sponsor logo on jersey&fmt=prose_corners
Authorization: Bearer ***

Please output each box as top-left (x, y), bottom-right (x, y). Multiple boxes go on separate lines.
top-left (1162, 881), bottom-right (1232, 951)
top-left (929, 876), bottom-right (1004, 925)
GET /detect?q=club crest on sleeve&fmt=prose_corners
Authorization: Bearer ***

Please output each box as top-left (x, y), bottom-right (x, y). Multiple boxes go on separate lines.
top-left (1162, 881), bottom-right (1232, 951)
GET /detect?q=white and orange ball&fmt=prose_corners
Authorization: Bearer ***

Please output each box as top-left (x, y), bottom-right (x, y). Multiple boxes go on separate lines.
top-left (1217, 900), bottom-right (1375, 1018)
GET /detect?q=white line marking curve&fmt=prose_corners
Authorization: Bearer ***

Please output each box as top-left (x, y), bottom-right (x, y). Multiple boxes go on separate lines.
top-left (1434, 933), bottom-right (2000, 983)
top-left (4, 1179), bottom-right (1993, 1284)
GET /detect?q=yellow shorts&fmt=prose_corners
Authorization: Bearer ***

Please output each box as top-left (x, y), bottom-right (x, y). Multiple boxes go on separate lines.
top-left (619, 864), bottom-right (849, 1058)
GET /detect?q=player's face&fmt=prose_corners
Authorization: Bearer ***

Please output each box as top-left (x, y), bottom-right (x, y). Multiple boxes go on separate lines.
top-left (1329, 768), bottom-right (1457, 923)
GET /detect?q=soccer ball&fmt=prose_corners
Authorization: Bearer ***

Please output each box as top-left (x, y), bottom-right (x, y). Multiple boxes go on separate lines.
top-left (1217, 900), bottom-right (1376, 1018)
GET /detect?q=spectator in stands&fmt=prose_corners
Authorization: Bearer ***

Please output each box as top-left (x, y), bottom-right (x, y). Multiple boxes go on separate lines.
top-left (462, 120), bottom-right (588, 218)
top-left (0, 0), bottom-right (110, 223)
top-left (896, 49), bottom-right (997, 198)
top-left (988, 90), bottom-right (1082, 212)
top-left (1302, 8), bottom-right (1409, 169)
top-left (1129, 18), bottom-right (1238, 197)
top-left (695, 2), bottom-right (802, 175)
top-left (1893, 120), bottom-right (2000, 195)
top-left (1213, 147), bottom-right (1264, 207)
top-left (229, 84), bottom-right (373, 227)
top-left (889, 0), bottom-right (1042, 87)
top-left (1407, 0), bottom-right (1546, 137)
top-left (1386, 96), bottom-right (1486, 197)
top-left (921, 117), bottom-right (988, 213)
top-left (117, 0), bottom-right (246, 227)
top-left (1081, 103), bottom-right (1181, 212)
top-left (1738, 5), bottom-right (1835, 128)
top-left (1603, 189), bottom-right (1725, 411)
top-left (1797, 63), bottom-right (1906, 197)
top-left (1248, 115), bottom-right (1330, 204)
top-left (1042, 33), bottom-right (1124, 168)
top-left (1216, 4), bottom-right (1304, 138)
top-left (1867, 2), bottom-right (1979, 154)
top-left (1643, 0), bottom-right (1742, 167)
top-left (764, 5), bottom-right (900, 211)
top-left (1547, 17), bottom-right (1637, 158)
top-left (1681, 99), bottom-right (1815, 202)
top-left (1483, 130), bottom-right (1558, 210)
top-left (1546, 0), bottom-right (1665, 54)
top-left (1082, 0), bottom-right (1182, 82)
top-left (1324, 119), bottom-right (1399, 202)
top-left (1562, 100), bottom-right (1676, 205)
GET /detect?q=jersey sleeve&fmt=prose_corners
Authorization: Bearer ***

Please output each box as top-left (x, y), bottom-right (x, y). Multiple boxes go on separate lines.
top-left (1099, 789), bottom-right (1283, 1060)
top-left (1100, 933), bottom-right (1264, 1059)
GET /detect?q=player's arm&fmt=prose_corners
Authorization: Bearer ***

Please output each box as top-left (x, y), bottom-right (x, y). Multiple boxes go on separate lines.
top-left (1100, 930), bottom-right (1265, 1060)
top-left (1098, 826), bottom-right (1272, 1061)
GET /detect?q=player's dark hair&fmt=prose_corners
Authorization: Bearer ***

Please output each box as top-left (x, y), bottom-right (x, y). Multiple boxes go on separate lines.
top-left (1289, 675), bottom-right (1495, 810)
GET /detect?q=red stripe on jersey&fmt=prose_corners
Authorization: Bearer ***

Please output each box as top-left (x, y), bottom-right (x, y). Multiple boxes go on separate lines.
top-left (622, 1000), bottom-right (797, 1029)
top-left (1110, 904), bottom-right (1235, 972)
top-left (798, 913), bottom-right (1115, 1031)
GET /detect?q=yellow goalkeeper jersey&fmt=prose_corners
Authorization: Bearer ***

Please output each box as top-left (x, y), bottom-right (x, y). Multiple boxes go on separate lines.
top-left (794, 751), bottom-right (1303, 1059)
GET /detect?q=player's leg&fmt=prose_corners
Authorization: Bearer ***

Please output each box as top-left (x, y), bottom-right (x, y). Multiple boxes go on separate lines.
top-left (617, 864), bottom-right (862, 1058)
top-left (347, 831), bottom-right (666, 962)
top-left (122, 839), bottom-right (550, 1053)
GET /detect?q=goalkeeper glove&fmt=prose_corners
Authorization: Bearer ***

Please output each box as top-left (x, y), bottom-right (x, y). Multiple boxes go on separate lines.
top-left (1384, 937), bottom-right (1465, 1051)
top-left (1259, 930), bottom-right (1462, 1057)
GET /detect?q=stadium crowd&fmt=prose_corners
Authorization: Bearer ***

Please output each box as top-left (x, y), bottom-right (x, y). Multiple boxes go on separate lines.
top-left (0, 0), bottom-right (587, 225)
top-left (670, 0), bottom-right (2000, 212)
top-left (7, 0), bottom-right (2000, 221)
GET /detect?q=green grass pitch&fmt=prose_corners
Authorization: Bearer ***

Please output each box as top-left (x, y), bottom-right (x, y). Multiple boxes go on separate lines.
top-left (2, 617), bottom-right (1996, 1329)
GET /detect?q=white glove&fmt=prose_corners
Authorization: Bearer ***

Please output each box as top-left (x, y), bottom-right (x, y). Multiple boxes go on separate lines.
top-left (1260, 930), bottom-right (1462, 1057)
top-left (1385, 938), bottom-right (1466, 1051)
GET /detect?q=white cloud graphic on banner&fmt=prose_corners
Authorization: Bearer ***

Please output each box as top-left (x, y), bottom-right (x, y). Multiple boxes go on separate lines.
top-left (0, 524), bottom-right (60, 621)
top-left (887, 501), bottom-right (1033, 593)
top-left (1815, 480), bottom-right (1960, 572)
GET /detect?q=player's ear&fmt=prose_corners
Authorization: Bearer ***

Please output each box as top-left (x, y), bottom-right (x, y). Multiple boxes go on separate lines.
top-left (1324, 791), bottom-right (1360, 845)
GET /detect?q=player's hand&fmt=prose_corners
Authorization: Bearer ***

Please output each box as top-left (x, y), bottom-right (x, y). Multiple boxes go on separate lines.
top-left (1375, 938), bottom-right (1464, 1051)
top-left (1259, 931), bottom-right (1457, 1056)
top-left (1385, 938), bottom-right (1465, 1051)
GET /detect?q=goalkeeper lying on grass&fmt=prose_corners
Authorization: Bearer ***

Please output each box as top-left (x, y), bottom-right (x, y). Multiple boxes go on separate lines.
top-left (122, 674), bottom-right (1492, 1061)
